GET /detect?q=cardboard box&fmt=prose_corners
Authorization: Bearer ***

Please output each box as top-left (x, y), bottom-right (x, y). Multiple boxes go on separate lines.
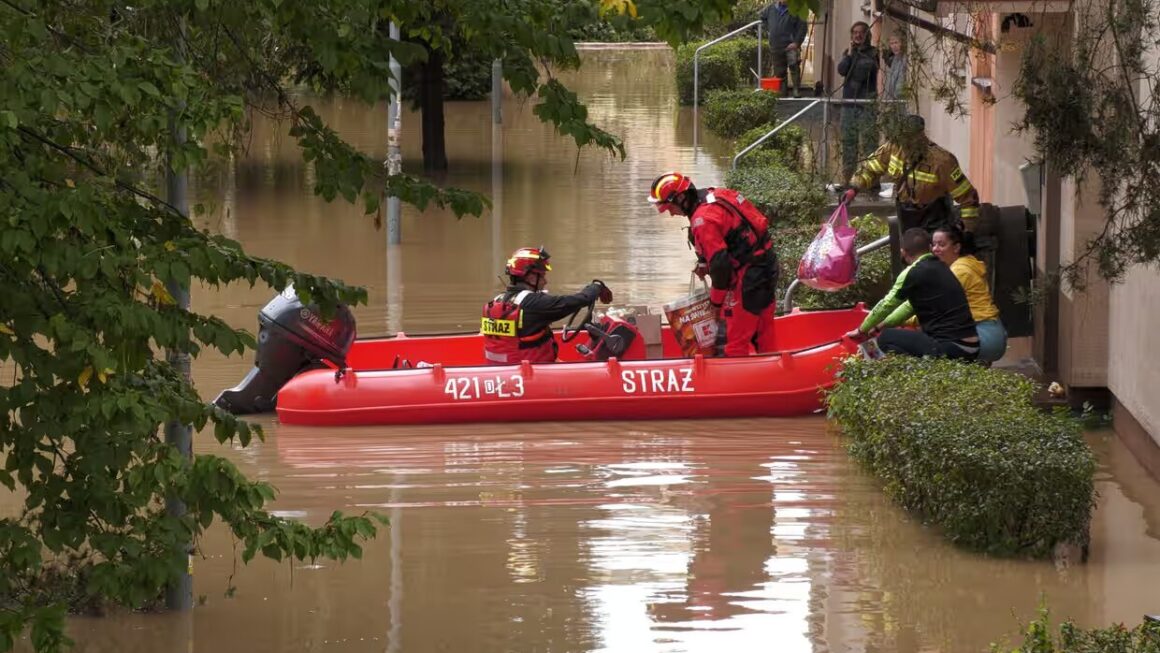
top-left (633, 313), bottom-right (662, 345)
top-left (622, 304), bottom-right (662, 346)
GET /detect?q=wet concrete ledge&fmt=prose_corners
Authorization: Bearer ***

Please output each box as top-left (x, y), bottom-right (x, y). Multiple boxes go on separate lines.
top-left (575, 42), bottom-right (671, 50)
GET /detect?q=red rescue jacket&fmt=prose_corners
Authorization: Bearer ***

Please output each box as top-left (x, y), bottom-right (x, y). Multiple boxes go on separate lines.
top-left (481, 290), bottom-right (556, 365)
top-left (688, 188), bottom-right (774, 305)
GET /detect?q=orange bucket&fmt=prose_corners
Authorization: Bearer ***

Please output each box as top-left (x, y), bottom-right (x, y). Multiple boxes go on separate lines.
top-left (760, 77), bottom-right (783, 92)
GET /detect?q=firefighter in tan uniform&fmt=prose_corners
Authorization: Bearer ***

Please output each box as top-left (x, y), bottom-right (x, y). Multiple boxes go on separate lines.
top-left (843, 114), bottom-right (980, 234)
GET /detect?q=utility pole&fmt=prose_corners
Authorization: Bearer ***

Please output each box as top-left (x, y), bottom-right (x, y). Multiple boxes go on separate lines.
top-left (491, 59), bottom-right (503, 276)
top-left (491, 59), bottom-right (502, 125)
top-left (385, 22), bottom-right (402, 245)
top-left (165, 16), bottom-right (193, 612)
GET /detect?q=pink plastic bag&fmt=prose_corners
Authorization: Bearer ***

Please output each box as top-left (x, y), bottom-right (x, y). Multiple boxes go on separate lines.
top-left (797, 204), bottom-right (859, 291)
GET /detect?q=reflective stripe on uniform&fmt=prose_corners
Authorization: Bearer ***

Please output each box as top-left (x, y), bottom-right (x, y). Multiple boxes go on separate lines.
top-left (888, 155), bottom-right (903, 176)
top-left (511, 290), bottom-right (534, 328)
top-left (951, 179), bottom-right (974, 199)
top-left (484, 349), bottom-right (510, 363)
top-left (911, 170), bottom-right (939, 183)
top-left (867, 159), bottom-right (885, 173)
top-left (961, 206), bottom-right (979, 218)
top-left (950, 166), bottom-right (965, 181)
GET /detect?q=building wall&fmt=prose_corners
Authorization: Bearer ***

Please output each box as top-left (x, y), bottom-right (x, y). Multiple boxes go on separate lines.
top-left (914, 23), bottom-right (972, 169)
top-left (1108, 266), bottom-right (1160, 443)
top-left (1107, 40), bottom-right (1160, 448)
top-left (981, 13), bottom-right (1070, 208)
top-left (990, 31), bottom-right (1038, 207)
top-left (1056, 175), bottom-right (1110, 388)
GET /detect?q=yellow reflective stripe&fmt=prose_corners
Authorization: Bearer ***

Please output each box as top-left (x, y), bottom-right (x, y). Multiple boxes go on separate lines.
top-left (855, 171), bottom-right (875, 186)
top-left (951, 179), bottom-right (974, 198)
top-left (888, 155), bottom-right (903, 176)
top-left (950, 166), bottom-right (965, 181)
top-left (960, 207), bottom-right (979, 217)
top-left (912, 170), bottom-right (939, 183)
top-left (481, 317), bottom-right (518, 337)
top-left (866, 159), bottom-right (885, 173)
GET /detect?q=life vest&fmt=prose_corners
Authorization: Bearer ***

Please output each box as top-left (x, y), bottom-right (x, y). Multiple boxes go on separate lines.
top-left (689, 188), bottom-right (774, 267)
top-left (480, 290), bottom-right (556, 365)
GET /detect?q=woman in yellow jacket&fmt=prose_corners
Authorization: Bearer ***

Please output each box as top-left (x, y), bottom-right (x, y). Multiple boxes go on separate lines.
top-left (931, 226), bottom-right (1007, 362)
top-left (882, 226), bottom-right (1007, 362)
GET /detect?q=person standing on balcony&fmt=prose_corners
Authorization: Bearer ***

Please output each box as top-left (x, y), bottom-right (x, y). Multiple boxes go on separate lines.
top-left (837, 21), bottom-right (879, 188)
top-left (760, 0), bottom-right (808, 97)
top-left (879, 30), bottom-right (908, 105)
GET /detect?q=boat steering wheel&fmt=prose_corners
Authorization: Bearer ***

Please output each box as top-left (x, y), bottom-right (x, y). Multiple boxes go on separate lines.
top-left (560, 301), bottom-right (595, 343)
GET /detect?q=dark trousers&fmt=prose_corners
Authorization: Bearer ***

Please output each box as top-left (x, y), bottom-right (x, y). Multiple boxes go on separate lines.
top-left (768, 47), bottom-right (801, 97)
top-left (897, 195), bottom-right (957, 233)
top-left (877, 328), bottom-right (978, 361)
top-left (841, 105), bottom-right (878, 182)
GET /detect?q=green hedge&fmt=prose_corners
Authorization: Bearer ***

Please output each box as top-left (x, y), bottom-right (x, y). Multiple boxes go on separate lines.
top-left (703, 89), bottom-right (779, 138)
top-left (995, 607), bottom-right (1160, 653)
top-left (675, 38), bottom-right (760, 105)
top-left (773, 215), bottom-right (892, 311)
top-left (827, 357), bottom-right (1097, 559)
top-left (734, 123), bottom-right (808, 168)
top-left (725, 163), bottom-right (825, 225)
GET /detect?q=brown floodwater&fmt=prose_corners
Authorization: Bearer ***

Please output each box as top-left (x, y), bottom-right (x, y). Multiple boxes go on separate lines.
top-left (8, 48), bottom-right (1160, 653)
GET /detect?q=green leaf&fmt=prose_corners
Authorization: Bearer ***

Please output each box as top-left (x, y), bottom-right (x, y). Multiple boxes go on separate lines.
top-left (138, 81), bottom-right (161, 98)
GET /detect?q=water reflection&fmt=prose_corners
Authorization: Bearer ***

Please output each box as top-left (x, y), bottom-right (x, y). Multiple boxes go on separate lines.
top-left (13, 417), bottom-right (1160, 653)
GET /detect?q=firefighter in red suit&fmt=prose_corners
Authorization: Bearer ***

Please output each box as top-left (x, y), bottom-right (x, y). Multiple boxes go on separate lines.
top-left (647, 172), bottom-right (779, 357)
top-left (481, 247), bottom-right (614, 365)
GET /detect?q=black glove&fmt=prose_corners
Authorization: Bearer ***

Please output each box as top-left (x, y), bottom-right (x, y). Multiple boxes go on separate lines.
top-left (592, 279), bottom-right (613, 304)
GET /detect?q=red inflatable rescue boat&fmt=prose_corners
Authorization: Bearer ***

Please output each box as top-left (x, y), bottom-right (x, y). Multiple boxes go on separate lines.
top-left (213, 288), bottom-right (867, 427)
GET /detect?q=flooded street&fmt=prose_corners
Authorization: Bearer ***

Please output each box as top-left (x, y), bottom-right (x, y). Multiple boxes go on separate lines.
top-left (10, 49), bottom-right (1160, 652)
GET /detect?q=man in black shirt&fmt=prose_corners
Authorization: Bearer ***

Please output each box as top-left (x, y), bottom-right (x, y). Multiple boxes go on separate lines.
top-left (846, 229), bottom-right (979, 360)
top-left (837, 21), bottom-right (879, 185)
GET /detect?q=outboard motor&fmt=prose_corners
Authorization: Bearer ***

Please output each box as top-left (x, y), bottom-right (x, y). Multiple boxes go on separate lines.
top-left (214, 286), bottom-right (356, 415)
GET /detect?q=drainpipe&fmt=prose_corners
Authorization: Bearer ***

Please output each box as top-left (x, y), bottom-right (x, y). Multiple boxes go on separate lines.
top-left (164, 16), bottom-right (193, 613)
top-left (818, 3), bottom-right (832, 171)
top-left (385, 22), bottom-right (402, 245)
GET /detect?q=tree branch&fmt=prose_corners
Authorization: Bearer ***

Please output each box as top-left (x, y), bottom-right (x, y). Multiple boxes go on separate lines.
top-left (15, 126), bottom-right (188, 220)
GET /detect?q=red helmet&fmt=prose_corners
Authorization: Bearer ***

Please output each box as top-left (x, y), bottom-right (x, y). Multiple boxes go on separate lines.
top-left (505, 246), bottom-right (551, 279)
top-left (647, 172), bottom-right (693, 212)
